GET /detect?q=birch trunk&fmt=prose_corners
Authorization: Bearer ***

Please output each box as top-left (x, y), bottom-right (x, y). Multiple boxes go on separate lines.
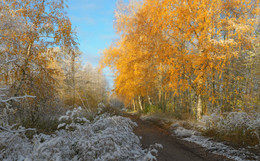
top-left (197, 95), bottom-right (202, 120)
top-left (138, 95), bottom-right (143, 111)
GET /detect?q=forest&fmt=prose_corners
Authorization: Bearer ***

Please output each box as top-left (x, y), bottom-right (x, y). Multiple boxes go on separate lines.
top-left (101, 0), bottom-right (260, 118)
top-left (0, 0), bottom-right (109, 131)
top-left (0, 0), bottom-right (260, 160)
top-left (101, 0), bottom-right (260, 158)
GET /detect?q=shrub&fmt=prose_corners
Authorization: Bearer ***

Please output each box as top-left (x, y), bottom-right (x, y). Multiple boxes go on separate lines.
top-left (200, 112), bottom-right (260, 146)
top-left (0, 107), bottom-right (161, 160)
top-left (144, 104), bottom-right (161, 114)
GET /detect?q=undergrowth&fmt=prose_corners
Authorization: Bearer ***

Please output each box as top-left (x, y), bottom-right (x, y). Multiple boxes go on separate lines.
top-left (0, 106), bottom-right (162, 160)
top-left (199, 112), bottom-right (260, 147)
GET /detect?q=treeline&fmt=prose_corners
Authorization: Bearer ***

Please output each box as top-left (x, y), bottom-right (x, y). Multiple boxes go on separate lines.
top-left (101, 0), bottom-right (260, 119)
top-left (0, 0), bottom-right (108, 131)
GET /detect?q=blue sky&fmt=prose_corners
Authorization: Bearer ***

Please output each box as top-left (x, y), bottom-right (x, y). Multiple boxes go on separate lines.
top-left (67, 0), bottom-right (119, 88)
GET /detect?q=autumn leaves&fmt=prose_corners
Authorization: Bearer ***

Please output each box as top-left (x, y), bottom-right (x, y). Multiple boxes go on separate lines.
top-left (101, 0), bottom-right (259, 115)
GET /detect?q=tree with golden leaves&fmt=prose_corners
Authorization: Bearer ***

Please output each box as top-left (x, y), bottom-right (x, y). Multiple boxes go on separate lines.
top-left (0, 0), bottom-right (77, 125)
top-left (101, 0), bottom-right (259, 118)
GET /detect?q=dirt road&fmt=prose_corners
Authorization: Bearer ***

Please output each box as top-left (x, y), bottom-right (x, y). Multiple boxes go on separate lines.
top-left (127, 114), bottom-right (232, 161)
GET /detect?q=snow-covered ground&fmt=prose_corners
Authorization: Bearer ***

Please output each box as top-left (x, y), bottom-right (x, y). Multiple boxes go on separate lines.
top-left (172, 124), bottom-right (259, 161)
top-left (0, 107), bottom-right (161, 161)
top-left (140, 112), bottom-right (260, 161)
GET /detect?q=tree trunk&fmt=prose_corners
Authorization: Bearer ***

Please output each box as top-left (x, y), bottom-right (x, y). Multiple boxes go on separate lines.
top-left (197, 94), bottom-right (202, 120)
top-left (71, 51), bottom-right (75, 108)
top-left (138, 95), bottom-right (143, 111)
top-left (15, 42), bottom-right (32, 96)
top-left (147, 95), bottom-right (152, 105)
top-left (132, 99), bottom-right (136, 111)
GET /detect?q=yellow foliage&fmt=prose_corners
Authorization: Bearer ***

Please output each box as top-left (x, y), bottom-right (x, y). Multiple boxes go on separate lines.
top-left (100, 0), bottom-right (259, 106)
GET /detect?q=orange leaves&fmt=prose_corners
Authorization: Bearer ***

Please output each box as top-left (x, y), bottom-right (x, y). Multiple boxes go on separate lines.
top-left (0, 0), bottom-right (77, 101)
top-left (100, 0), bottom-right (258, 106)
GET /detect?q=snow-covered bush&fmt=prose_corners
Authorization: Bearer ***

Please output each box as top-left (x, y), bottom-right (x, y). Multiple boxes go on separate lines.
top-left (0, 123), bottom-right (35, 160)
top-left (96, 102), bottom-right (122, 116)
top-left (56, 107), bottom-right (160, 160)
top-left (200, 112), bottom-right (260, 146)
top-left (172, 118), bottom-right (259, 161)
top-left (0, 107), bottom-right (161, 160)
top-left (174, 126), bottom-right (199, 138)
top-left (58, 106), bottom-right (90, 130)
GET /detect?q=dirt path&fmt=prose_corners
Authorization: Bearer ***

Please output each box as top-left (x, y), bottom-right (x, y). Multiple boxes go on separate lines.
top-left (126, 114), bottom-right (232, 161)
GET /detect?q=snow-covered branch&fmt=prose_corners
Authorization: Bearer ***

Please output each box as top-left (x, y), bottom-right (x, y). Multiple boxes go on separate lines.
top-left (0, 58), bottom-right (17, 66)
top-left (0, 107), bottom-right (161, 160)
top-left (0, 95), bottom-right (36, 103)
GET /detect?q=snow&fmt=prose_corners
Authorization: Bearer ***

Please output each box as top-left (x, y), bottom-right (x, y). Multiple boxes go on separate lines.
top-left (199, 112), bottom-right (260, 144)
top-left (183, 135), bottom-right (258, 161)
top-left (174, 126), bottom-right (200, 138)
top-left (0, 107), bottom-right (161, 161)
top-left (172, 118), bottom-right (259, 161)
top-left (0, 87), bottom-right (36, 108)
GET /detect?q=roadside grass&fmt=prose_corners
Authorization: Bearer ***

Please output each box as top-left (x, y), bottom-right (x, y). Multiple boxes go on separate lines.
top-left (199, 112), bottom-right (260, 151)
top-left (134, 109), bottom-right (260, 156)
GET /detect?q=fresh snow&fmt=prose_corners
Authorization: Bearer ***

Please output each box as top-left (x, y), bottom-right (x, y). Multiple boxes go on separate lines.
top-left (172, 125), bottom-right (259, 161)
top-left (136, 112), bottom-right (260, 161)
top-left (0, 107), bottom-right (161, 161)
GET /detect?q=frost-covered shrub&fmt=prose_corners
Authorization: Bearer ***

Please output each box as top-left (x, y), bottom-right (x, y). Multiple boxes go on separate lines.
top-left (55, 107), bottom-right (161, 160)
top-left (172, 121), bottom-right (259, 161)
top-left (200, 112), bottom-right (260, 145)
top-left (174, 126), bottom-right (199, 138)
top-left (0, 108), bottom-right (35, 160)
top-left (58, 106), bottom-right (90, 130)
top-left (96, 102), bottom-right (122, 116)
top-left (0, 107), bottom-right (161, 161)
top-left (0, 125), bottom-right (33, 160)
top-left (200, 113), bottom-right (223, 131)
